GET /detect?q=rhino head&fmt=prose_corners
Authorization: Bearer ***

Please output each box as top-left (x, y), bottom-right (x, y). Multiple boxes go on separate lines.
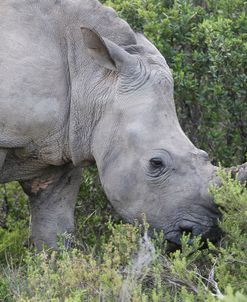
top-left (83, 28), bottom-right (222, 246)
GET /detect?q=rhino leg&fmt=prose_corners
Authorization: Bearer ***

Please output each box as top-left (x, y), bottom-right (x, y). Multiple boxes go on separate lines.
top-left (20, 164), bottom-right (82, 250)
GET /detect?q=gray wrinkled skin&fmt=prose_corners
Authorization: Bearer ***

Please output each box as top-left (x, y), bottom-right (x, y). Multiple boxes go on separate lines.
top-left (0, 0), bottom-right (220, 248)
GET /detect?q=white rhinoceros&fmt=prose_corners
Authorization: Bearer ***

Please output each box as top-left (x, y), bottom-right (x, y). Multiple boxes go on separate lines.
top-left (0, 0), bottom-right (246, 249)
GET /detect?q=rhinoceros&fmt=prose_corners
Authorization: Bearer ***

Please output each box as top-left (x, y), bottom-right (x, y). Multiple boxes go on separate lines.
top-left (0, 0), bottom-right (246, 249)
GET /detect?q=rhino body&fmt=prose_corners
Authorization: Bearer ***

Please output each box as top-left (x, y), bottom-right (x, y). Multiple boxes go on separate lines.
top-left (0, 0), bottom-right (221, 249)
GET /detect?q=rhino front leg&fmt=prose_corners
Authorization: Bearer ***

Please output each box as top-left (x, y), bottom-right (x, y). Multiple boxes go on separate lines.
top-left (20, 164), bottom-right (82, 250)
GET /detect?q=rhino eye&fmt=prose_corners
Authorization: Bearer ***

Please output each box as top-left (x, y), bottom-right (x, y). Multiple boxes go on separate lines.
top-left (150, 158), bottom-right (163, 169)
top-left (147, 150), bottom-right (172, 179)
top-left (148, 158), bottom-right (166, 178)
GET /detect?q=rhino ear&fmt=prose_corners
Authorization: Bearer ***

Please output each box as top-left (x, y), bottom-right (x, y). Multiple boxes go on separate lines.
top-left (81, 27), bottom-right (136, 71)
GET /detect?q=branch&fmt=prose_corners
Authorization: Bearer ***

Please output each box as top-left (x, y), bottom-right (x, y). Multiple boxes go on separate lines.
top-left (207, 267), bottom-right (224, 300)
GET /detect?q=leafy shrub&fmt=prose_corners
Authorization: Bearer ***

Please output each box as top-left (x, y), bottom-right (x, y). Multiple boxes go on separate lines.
top-left (209, 171), bottom-right (247, 294)
top-left (0, 173), bottom-right (247, 301)
top-left (74, 166), bottom-right (121, 251)
top-left (0, 183), bottom-right (29, 264)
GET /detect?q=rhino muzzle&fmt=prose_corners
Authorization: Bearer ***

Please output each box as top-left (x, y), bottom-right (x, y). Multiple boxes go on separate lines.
top-left (163, 202), bottom-right (222, 249)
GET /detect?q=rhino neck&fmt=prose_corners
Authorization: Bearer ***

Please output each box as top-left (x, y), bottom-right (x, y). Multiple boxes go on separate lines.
top-left (66, 33), bottom-right (118, 165)
top-left (63, 0), bottom-right (137, 165)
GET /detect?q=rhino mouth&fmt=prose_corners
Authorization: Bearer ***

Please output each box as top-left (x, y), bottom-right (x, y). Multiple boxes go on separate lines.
top-left (111, 199), bottom-right (222, 251)
top-left (162, 203), bottom-right (222, 250)
top-left (164, 223), bottom-right (223, 252)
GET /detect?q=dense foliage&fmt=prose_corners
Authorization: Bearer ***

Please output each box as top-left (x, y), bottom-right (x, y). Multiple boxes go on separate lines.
top-left (0, 0), bottom-right (246, 301)
top-left (0, 173), bottom-right (247, 301)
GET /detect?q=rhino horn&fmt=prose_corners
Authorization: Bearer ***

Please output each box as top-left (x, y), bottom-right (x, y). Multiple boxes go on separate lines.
top-left (226, 162), bottom-right (247, 184)
top-left (212, 162), bottom-right (247, 186)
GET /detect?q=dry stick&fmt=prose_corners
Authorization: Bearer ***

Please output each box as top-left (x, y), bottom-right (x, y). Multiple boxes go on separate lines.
top-left (119, 232), bottom-right (155, 302)
top-left (208, 266), bottom-right (224, 300)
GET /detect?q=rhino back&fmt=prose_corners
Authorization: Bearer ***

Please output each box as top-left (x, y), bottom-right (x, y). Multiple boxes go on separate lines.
top-left (0, 0), bottom-right (70, 151)
top-left (0, 0), bottom-right (135, 153)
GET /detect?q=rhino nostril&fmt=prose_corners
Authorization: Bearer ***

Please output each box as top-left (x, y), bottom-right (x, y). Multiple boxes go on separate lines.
top-left (179, 221), bottom-right (193, 233)
top-left (178, 222), bottom-right (195, 241)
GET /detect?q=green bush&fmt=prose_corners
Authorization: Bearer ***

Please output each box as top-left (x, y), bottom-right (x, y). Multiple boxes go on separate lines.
top-left (0, 172), bottom-right (247, 301)
top-left (103, 0), bottom-right (247, 166)
top-left (0, 183), bottom-right (29, 264)
top-left (210, 171), bottom-right (247, 294)
top-left (74, 166), bottom-right (121, 251)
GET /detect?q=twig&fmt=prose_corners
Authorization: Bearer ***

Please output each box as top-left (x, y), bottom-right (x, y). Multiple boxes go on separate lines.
top-left (119, 231), bottom-right (155, 302)
top-left (207, 266), bottom-right (224, 300)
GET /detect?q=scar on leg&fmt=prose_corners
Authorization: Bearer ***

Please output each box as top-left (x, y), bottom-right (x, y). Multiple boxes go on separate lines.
top-left (31, 176), bottom-right (55, 194)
